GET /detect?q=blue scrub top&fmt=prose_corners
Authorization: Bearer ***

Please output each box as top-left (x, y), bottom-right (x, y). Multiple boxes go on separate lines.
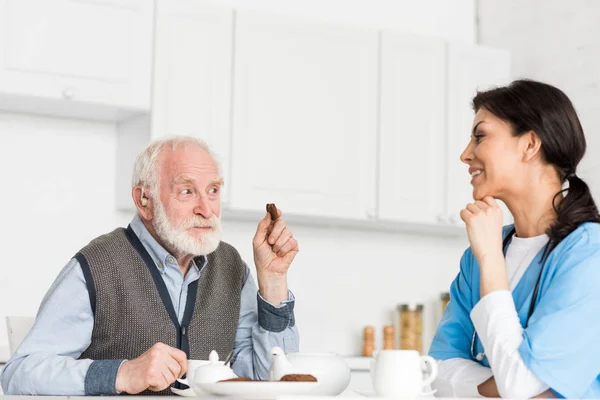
top-left (430, 223), bottom-right (600, 398)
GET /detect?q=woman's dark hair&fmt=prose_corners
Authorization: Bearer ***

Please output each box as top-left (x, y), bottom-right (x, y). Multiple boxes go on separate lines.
top-left (472, 79), bottom-right (600, 260)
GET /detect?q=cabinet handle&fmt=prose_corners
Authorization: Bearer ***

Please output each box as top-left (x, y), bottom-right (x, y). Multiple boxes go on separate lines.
top-left (437, 214), bottom-right (448, 224)
top-left (366, 209), bottom-right (376, 219)
top-left (62, 88), bottom-right (74, 100)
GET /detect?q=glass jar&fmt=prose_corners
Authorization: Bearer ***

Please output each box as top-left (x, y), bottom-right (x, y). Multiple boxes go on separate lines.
top-left (440, 292), bottom-right (450, 313)
top-left (397, 303), bottom-right (424, 353)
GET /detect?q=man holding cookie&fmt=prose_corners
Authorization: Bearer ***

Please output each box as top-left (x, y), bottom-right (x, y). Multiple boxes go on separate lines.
top-left (1, 136), bottom-right (300, 396)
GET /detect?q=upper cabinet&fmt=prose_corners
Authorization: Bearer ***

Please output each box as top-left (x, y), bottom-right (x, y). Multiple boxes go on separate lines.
top-left (0, 0), bottom-right (153, 121)
top-left (152, 0), bottom-right (233, 203)
top-left (116, 0), bottom-right (233, 209)
top-left (229, 11), bottom-right (378, 220)
top-left (378, 32), bottom-right (446, 224)
top-left (445, 43), bottom-right (511, 225)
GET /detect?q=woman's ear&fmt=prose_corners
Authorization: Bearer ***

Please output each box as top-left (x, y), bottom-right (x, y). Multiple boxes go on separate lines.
top-left (522, 130), bottom-right (543, 162)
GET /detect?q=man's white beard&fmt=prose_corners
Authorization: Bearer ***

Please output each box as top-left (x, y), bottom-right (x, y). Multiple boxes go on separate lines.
top-left (153, 199), bottom-right (222, 257)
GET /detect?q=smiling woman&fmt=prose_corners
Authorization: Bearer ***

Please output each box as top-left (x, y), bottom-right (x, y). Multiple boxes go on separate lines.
top-left (429, 80), bottom-right (600, 399)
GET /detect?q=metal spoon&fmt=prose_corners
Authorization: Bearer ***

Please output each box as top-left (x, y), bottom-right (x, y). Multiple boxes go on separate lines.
top-left (223, 350), bottom-right (234, 367)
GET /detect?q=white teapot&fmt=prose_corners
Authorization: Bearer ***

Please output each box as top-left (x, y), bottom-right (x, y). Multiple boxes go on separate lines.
top-left (177, 350), bottom-right (238, 394)
top-left (269, 347), bottom-right (350, 395)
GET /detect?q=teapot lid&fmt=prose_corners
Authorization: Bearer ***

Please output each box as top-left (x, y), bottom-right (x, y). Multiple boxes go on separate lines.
top-left (193, 350), bottom-right (238, 384)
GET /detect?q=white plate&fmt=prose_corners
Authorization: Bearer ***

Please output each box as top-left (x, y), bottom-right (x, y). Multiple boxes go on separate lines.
top-left (196, 381), bottom-right (320, 399)
top-left (170, 387), bottom-right (196, 397)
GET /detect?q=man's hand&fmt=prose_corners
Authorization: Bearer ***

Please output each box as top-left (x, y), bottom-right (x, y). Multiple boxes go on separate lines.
top-left (252, 207), bottom-right (299, 304)
top-left (115, 342), bottom-right (187, 394)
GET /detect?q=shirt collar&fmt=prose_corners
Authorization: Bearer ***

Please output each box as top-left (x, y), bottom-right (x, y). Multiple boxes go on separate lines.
top-left (130, 214), bottom-right (206, 273)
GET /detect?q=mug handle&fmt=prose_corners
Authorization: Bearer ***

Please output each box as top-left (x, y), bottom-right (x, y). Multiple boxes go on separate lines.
top-left (176, 378), bottom-right (189, 387)
top-left (419, 355), bottom-right (438, 387)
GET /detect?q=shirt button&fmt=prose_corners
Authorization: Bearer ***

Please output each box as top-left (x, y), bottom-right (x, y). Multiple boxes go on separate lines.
top-left (157, 262), bottom-right (163, 269)
top-left (168, 257), bottom-right (175, 264)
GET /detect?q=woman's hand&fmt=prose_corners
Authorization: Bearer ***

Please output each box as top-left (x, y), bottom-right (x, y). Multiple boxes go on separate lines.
top-left (460, 196), bottom-right (508, 296)
top-left (460, 196), bottom-right (504, 263)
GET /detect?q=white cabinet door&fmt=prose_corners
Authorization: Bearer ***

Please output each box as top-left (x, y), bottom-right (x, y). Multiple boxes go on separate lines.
top-left (0, 0), bottom-right (152, 113)
top-left (152, 0), bottom-right (233, 203)
top-left (230, 11), bottom-right (378, 219)
top-left (446, 44), bottom-right (511, 225)
top-left (378, 32), bottom-right (446, 224)
top-left (116, 1), bottom-right (233, 210)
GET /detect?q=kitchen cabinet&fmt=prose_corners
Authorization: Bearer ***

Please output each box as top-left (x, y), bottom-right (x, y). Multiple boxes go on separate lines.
top-left (116, 1), bottom-right (233, 209)
top-left (229, 11), bottom-right (378, 220)
top-left (0, 0), bottom-right (153, 121)
top-left (378, 32), bottom-right (446, 224)
top-left (112, 5), bottom-right (510, 234)
top-left (445, 43), bottom-right (512, 225)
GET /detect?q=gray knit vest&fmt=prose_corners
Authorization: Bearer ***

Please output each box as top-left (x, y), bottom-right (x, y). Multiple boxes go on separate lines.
top-left (76, 226), bottom-right (245, 395)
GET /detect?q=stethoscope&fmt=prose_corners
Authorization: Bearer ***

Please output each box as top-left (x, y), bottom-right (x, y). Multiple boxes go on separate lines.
top-left (470, 227), bottom-right (545, 362)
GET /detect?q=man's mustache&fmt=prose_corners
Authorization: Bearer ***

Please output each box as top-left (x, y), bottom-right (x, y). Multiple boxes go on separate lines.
top-left (177, 215), bottom-right (219, 230)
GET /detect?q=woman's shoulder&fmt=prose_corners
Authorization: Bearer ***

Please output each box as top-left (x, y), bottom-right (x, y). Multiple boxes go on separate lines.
top-left (560, 222), bottom-right (600, 249)
top-left (550, 222), bottom-right (600, 269)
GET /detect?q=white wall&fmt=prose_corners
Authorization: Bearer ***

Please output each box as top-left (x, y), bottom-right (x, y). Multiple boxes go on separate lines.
top-left (0, 112), bottom-right (120, 360)
top-left (0, 0), bottom-right (475, 360)
top-left (478, 0), bottom-right (600, 200)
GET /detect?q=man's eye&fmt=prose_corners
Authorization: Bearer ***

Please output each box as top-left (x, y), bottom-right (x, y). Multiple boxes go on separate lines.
top-left (209, 187), bottom-right (219, 194)
top-left (180, 189), bottom-right (192, 195)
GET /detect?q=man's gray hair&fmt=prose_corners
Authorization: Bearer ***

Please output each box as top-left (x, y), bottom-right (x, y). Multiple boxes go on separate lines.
top-left (131, 136), bottom-right (221, 195)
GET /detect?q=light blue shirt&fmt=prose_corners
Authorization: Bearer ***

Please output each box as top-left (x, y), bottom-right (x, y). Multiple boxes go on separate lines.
top-left (430, 223), bottom-right (600, 398)
top-left (1, 216), bottom-right (299, 395)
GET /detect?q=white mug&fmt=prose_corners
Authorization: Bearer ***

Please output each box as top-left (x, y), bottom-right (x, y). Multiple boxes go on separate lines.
top-left (177, 359), bottom-right (211, 387)
top-left (370, 350), bottom-right (437, 398)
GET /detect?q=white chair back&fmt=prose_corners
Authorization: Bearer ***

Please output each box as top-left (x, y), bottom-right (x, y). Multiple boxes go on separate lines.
top-left (6, 316), bottom-right (35, 356)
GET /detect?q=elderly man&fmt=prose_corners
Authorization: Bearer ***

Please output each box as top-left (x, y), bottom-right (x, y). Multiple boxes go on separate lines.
top-left (1, 137), bottom-right (299, 395)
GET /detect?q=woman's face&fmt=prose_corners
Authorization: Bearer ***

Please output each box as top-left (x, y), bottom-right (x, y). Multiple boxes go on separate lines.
top-left (460, 108), bottom-right (526, 201)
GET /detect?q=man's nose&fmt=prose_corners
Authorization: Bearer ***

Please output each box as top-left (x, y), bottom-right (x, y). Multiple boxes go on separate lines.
top-left (193, 196), bottom-right (213, 219)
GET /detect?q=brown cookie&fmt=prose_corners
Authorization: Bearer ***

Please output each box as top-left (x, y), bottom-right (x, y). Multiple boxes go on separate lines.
top-left (266, 203), bottom-right (278, 220)
top-left (280, 374), bottom-right (318, 382)
top-left (218, 377), bottom-right (256, 382)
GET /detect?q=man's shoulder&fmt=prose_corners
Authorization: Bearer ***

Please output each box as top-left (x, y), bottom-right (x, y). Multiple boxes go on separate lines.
top-left (209, 241), bottom-right (247, 273)
top-left (79, 227), bottom-right (128, 253)
top-left (214, 240), bottom-right (239, 254)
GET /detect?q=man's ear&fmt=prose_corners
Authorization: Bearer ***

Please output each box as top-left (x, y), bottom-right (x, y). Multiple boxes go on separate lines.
top-left (132, 186), bottom-right (152, 219)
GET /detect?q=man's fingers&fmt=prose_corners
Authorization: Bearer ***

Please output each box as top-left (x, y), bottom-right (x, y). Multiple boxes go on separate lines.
top-left (273, 229), bottom-right (293, 253)
top-left (164, 357), bottom-right (182, 383)
top-left (268, 220), bottom-right (287, 245)
top-left (282, 247), bottom-right (299, 265)
top-left (253, 213), bottom-right (272, 246)
top-left (165, 346), bottom-right (188, 378)
top-left (277, 237), bottom-right (298, 257)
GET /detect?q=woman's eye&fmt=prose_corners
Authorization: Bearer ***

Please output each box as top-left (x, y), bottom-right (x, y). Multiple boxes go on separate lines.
top-left (474, 134), bottom-right (484, 143)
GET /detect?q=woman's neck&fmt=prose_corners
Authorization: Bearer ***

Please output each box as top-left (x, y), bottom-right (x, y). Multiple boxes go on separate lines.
top-left (504, 169), bottom-right (562, 238)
